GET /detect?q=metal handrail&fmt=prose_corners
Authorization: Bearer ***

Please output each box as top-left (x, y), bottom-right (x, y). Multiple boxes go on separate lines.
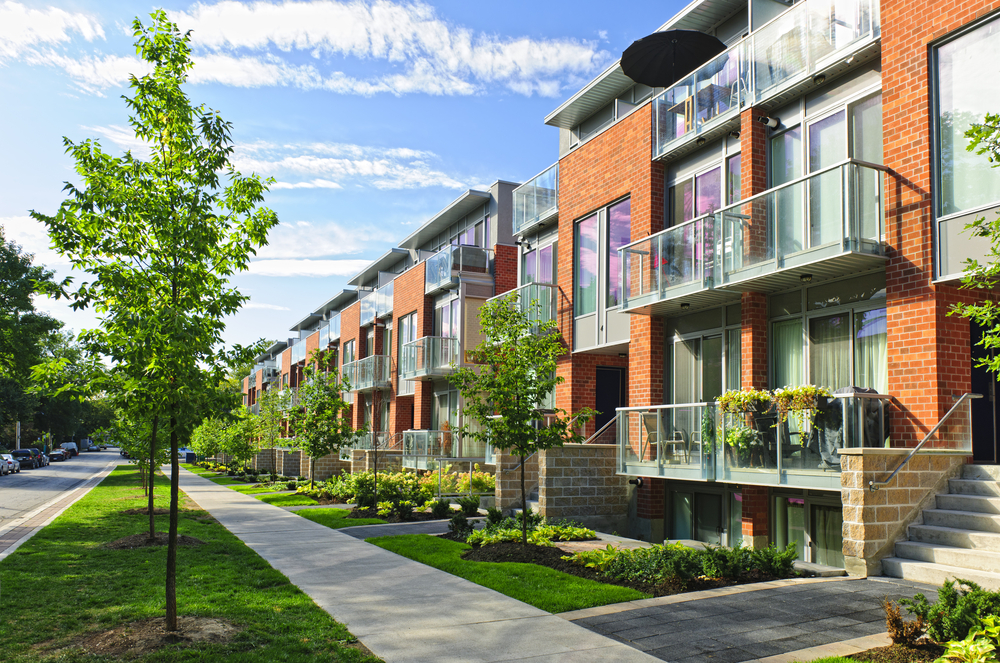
top-left (869, 393), bottom-right (982, 491)
top-left (583, 413), bottom-right (618, 444)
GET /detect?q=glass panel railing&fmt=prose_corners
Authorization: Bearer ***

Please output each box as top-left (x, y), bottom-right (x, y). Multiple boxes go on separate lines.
top-left (402, 429), bottom-right (484, 470)
top-left (329, 312), bottom-right (341, 342)
top-left (653, 42), bottom-right (748, 158)
top-left (376, 281), bottom-right (394, 320)
top-left (359, 291), bottom-right (376, 325)
top-left (399, 336), bottom-right (461, 381)
top-left (620, 216), bottom-right (715, 310)
top-left (617, 403), bottom-right (717, 481)
top-left (513, 163), bottom-right (559, 236)
top-left (753, 0), bottom-right (878, 99)
top-left (342, 355), bottom-right (392, 392)
top-left (318, 323), bottom-right (329, 348)
top-left (289, 340), bottom-right (307, 365)
top-left (486, 282), bottom-right (558, 328)
top-left (425, 245), bottom-right (494, 293)
top-left (718, 160), bottom-right (884, 286)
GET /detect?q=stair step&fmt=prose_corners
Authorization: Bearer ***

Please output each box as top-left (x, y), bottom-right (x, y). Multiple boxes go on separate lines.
top-left (882, 557), bottom-right (1000, 591)
top-left (950, 478), bottom-right (1000, 497)
top-left (963, 465), bottom-right (1000, 481)
top-left (908, 524), bottom-right (1000, 552)
top-left (895, 540), bottom-right (1000, 573)
top-left (937, 494), bottom-right (1000, 514)
top-left (923, 509), bottom-right (1000, 533)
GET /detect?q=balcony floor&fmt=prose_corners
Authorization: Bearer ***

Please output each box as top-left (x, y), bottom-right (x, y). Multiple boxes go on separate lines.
top-left (720, 246), bottom-right (886, 294)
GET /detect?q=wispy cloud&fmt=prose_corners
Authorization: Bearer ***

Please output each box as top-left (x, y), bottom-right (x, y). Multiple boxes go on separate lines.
top-left (257, 220), bottom-right (394, 259)
top-left (24, 50), bottom-right (147, 95)
top-left (1, 216), bottom-right (69, 268)
top-left (243, 301), bottom-right (291, 311)
top-left (0, 2), bottom-right (104, 59)
top-left (247, 258), bottom-right (371, 277)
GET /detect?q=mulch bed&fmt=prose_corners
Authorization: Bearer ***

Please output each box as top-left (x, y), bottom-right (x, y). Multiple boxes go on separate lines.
top-left (62, 616), bottom-right (240, 657)
top-left (121, 508), bottom-right (171, 516)
top-left (849, 641), bottom-right (945, 663)
top-left (461, 542), bottom-right (778, 597)
top-left (348, 506), bottom-right (449, 523)
top-left (106, 533), bottom-right (205, 550)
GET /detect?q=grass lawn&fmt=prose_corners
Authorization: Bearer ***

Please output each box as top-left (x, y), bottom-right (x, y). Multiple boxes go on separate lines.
top-left (229, 484), bottom-right (285, 495)
top-left (797, 658), bottom-right (855, 663)
top-left (296, 508), bottom-right (387, 529)
top-left (255, 493), bottom-right (320, 507)
top-left (369, 534), bottom-right (648, 613)
top-left (207, 476), bottom-right (250, 486)
top-left (0, 465), bottom-right (379, 663)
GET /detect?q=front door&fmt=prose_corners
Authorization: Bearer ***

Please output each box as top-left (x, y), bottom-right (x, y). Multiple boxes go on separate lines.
top-left (971, 322), bottom-right (1000, 463)
top-left (595, 367), bottom-right (627, 433)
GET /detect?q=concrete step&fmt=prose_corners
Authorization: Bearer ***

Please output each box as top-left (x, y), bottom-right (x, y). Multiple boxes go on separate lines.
top-left (908, 524), bottom-right (1000, 552)
top-left (950, 478), bottom-right (1000, 497)
top-left (895, 540), bottom-right (1000, 573)
top-left (882, 557), bottom-right (1000, 591)
top-left (923, 508), bottom-right (1000, 533)
top-left (937, 493), bottom-right (1000, 514)
top-left (510, 500), bottom-right (540, 515)
top-left (963, 464), bottom-right (1000, 481)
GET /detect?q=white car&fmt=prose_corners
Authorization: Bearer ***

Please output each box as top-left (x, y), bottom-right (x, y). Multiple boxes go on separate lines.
top-left (1, 454), bottom-right (20, 474)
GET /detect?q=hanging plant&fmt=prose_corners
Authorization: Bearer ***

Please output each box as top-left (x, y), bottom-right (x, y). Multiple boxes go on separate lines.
top-left (716, 388), bottom-right (773, 414)
top-left (772, 385), bottom-right (833, 429)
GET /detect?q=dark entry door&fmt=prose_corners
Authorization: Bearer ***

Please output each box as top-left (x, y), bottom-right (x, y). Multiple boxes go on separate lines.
top-left (971, 322), bottom-right (1000, 463)
top-left (595, 367), bottom-right (627, 433)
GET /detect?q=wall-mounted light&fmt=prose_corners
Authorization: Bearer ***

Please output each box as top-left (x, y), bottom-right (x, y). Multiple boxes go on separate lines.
top-left (696, 137), bottom-right (707, 146)
top-left (800, 273), bottom-right (813, 283)
top-left (618, 352), bottom-right (628, 359)
top-left (813, 73), bottom-right (826, 85)
top-left (680, 302), bottom-right (691, 310)
top-left (729, 130), bottom-right (741, 139)
top-left (628, 477), bottom-right (644, 487)
top-left (758, 116), bottom-right (780, 129)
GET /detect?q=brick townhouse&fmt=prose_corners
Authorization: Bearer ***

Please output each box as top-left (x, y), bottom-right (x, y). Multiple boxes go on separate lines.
top-left (244, 0), bottom-right (1000, 585)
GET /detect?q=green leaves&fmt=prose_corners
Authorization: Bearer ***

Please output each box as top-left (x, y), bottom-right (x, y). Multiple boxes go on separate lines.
top-left (290, 358), bottom-right (364, 473)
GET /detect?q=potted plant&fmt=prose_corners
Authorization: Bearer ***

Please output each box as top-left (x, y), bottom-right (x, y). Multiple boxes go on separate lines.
top-left (771, 385), bottom-right (834, 430)
top-left (723, 424), bottom-right (763, 466)
top-left (716, 388), bottom-right (773, 415)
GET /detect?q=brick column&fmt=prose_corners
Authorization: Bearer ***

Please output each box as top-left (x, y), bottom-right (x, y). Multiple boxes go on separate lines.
top-left (633, 478), bottom-right (665, 543)
top-left (741, 292), bottom-right (768, 390)
top-left (495, 450), bottom-right (538, 512)
top-left (741, 485), bottom-right (769, 548)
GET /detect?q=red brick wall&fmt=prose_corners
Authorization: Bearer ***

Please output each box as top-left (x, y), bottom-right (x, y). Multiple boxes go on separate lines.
top-left (280, 347), bottom-right (292, 388)
top-left (741, 485), bottom-right (769, 541)
top-left (493, 243), bottom-right (519, 296)
top-left (305, 330), bottom-right (319, 367)
top-left (558, 353), bottom-right (630, 438)
top-left (880, 0), bottom-right (999, 446)
top-left (741, 292), bottom-right (768, 389)
top-left (636, 477), bottom-right (665, 521)
top-left (391, 262), bottom-right (430, 436)
top-left (340, 300), bottom-right (362, 427)
top-left (556, 104), bottom-right (666, 418)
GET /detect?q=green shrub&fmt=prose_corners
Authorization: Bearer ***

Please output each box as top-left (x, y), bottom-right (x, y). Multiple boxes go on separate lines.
top-left (457, 495), bottom-right (480, 516)
top-left (429, 498), bottom-right (452, 519)
top-left (486, 507), bottom-right (504, 526)
top-left (449, 511), bottom-right (473, 539)
top-left (467, 523), bottom-right (595, 547)
top-left (285, 480), bottom-right (297, 491)
top-left (902, 580), bottom-right (1000, 643)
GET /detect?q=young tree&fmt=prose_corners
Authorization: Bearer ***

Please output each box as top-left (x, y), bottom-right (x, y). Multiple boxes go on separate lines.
top-left (31, 12), bottom-right (278, 630)
top-left (450, 296), bottom-right (594, 545)
top-left (290, 352), bottom-right (363, 488)
top-left (191, 416), bottom-right (225, 460)
top-left (254, 386), bottom-right (288, 452)
top-left (951, 112), bottom-right (1000, 373)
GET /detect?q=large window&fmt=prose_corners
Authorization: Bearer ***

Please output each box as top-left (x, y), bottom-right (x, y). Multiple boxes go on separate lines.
top-left (607, 199), bottom-right (631, 307)
top-left (668, 157), bottom-right (741, 227)
top-left (574, 214), bottom-right (599, 316)
top-left (434, 297), bottom-right (460, 339)
top-left (522, 241), bottom-right (556, 285)
top-left (935, 14), bottom-right (1000, 217)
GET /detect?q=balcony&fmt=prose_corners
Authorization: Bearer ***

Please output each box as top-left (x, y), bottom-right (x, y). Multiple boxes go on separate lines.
top-left (486, 282), bottom-right (559, 328)
top-left (513, 163), bottom-right (559, 236)
top-left (425, 245), bottom-right (493, 295)
top-left (399, 336), bottom-right (461, 381)
top-left (717, 160), bottom-right (886, 292)
top-left (617, 393), bottom-right (894, 491)
top-left (401, 429), bottom-right (487, 470)
top-left (342, 355), bottom-right (392, 392)
top-left (619, 160), bottom-right (885, 313)
top-left (290, 339), bottom-right (307, 364)
top-left (339, 431), bottom-right (392, 460)
top-left (652, 0), bottom-right (880, 161)
top-left (359, 290), bottom-right (376, 325)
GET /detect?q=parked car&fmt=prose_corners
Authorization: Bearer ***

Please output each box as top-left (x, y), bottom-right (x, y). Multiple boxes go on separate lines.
top-left (2, 454), bottom-right (20, 473)
top-left (11, 449), bottom-right (38, 469)
top-left (0, 455), bottom-right (8, 475)
top-left (27, 447), bottom-right (48, 466)
top-left (61, 442), bottom-right (79, 457)
top-left (48, 449), bottom-right (67, 462)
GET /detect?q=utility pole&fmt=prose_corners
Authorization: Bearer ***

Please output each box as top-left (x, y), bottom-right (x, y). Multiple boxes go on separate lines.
top-left (15, 421), bottom-right (20, 450)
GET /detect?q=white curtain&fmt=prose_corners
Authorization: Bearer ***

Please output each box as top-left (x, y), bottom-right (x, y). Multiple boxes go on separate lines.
top-left (854, 308), bottom-right (888, 393)
top-left (809, 314), bottom-right (850, 390)
top-left (773, 319), bottom-right (804, 387)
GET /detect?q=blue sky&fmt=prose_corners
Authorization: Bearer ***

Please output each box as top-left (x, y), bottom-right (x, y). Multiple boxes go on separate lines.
top-left (3, 0), bottom-right (680, 349)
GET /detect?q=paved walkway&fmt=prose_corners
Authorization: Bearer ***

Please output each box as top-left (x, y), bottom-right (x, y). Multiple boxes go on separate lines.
top-left (176, 467), bottom-right (659, 663)
top-left (564, 575), bottom-right (936, 663)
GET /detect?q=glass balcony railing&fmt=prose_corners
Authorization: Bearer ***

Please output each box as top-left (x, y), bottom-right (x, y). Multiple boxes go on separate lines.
top-left (342, 355), bottom-right (392, 392)
top-left (651, 0), bottom-right (880, 160)
top-left (401, 429), bottom-right (486, 470)
top-left (620, 216), bottom-right (716, 313)
top-left (618, 403), bottom-right (718, 482)
top-left (318, 323), bottom-right (329, 348)
top-left (486, 282), bottom-right (559, 329)
top-left (359, 290), bottom-right (376, 325)
top-left (653, 41), bottom-right (748, 158)
top-left (425, 245), bottom-right (493, 294)
top-left (399, 336), bottom-right (461, 381)
top-left (290, 340), bottom-right (307, 364)
top-left (376, 281), bottom-right (393, 320)
top-left (339, 432), bottom-right (391, 460)
top-left (513, 163), bottom-right (559, 236)
top-left (753, 0), bottom-right (878, 99)
top-left (328, 312), bottom-right (341, 342)
top-left (717, 160), bottom-right (885, 290)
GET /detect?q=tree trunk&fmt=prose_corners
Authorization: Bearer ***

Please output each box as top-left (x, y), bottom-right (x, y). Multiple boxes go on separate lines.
top-left (520, 454), bottom-right (527, 546)
top-left (148, 415), bottom-right (159, 542)
top-left (373, 438), bottom-right (378, 508)
top-left (310, 455), bottom-right (316, 489)
top-left (166, 410), bottom-right (179, 631)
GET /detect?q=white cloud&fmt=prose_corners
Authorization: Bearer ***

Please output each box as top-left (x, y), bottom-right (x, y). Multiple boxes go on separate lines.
top-left (1, 216), bottom-right (69, 268)
top-left (247, 258), bottom-right (371, 277)
top-left (257, 220), bottom-right (392, 259)
top-left (0, 2), bottom-right (104, 59)
top-left (25, 50), bottom-right (147, 95)
top-left (167, 0), bottom-right (608, 97)
top-left (270, 178), bottom-right (343, 190)
top-left (243, 301), bottom-right (291, 311)
top-left (78, 124), bottom-right (152, 158)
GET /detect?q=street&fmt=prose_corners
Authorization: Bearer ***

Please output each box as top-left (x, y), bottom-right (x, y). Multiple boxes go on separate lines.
top-left (0, 450), bottom-right (122, 528)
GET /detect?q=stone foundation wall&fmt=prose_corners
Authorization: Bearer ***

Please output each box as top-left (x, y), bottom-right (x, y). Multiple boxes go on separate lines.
top-left (252, 448), bottom-right (275, 473)
top-left (350, 449), bottom-right (402, 474)
top-left (299, 452), bottom-right (351, 481)
top-left (274, 449), bottom-right (301, 477)
top-left (841, 448), bottom-right (968, 577)
top-left (538, 444), bottom-right (628, 534)
top-left (495, 450), bottom-right (539, 512)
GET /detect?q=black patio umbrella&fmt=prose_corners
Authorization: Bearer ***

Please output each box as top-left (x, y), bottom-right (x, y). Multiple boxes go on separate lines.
top-left (621, 30), bottom-right (728, 89)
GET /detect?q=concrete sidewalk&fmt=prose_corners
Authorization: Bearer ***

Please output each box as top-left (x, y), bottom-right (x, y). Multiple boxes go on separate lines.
top-left (176, 466), bottom-right (658, 663)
